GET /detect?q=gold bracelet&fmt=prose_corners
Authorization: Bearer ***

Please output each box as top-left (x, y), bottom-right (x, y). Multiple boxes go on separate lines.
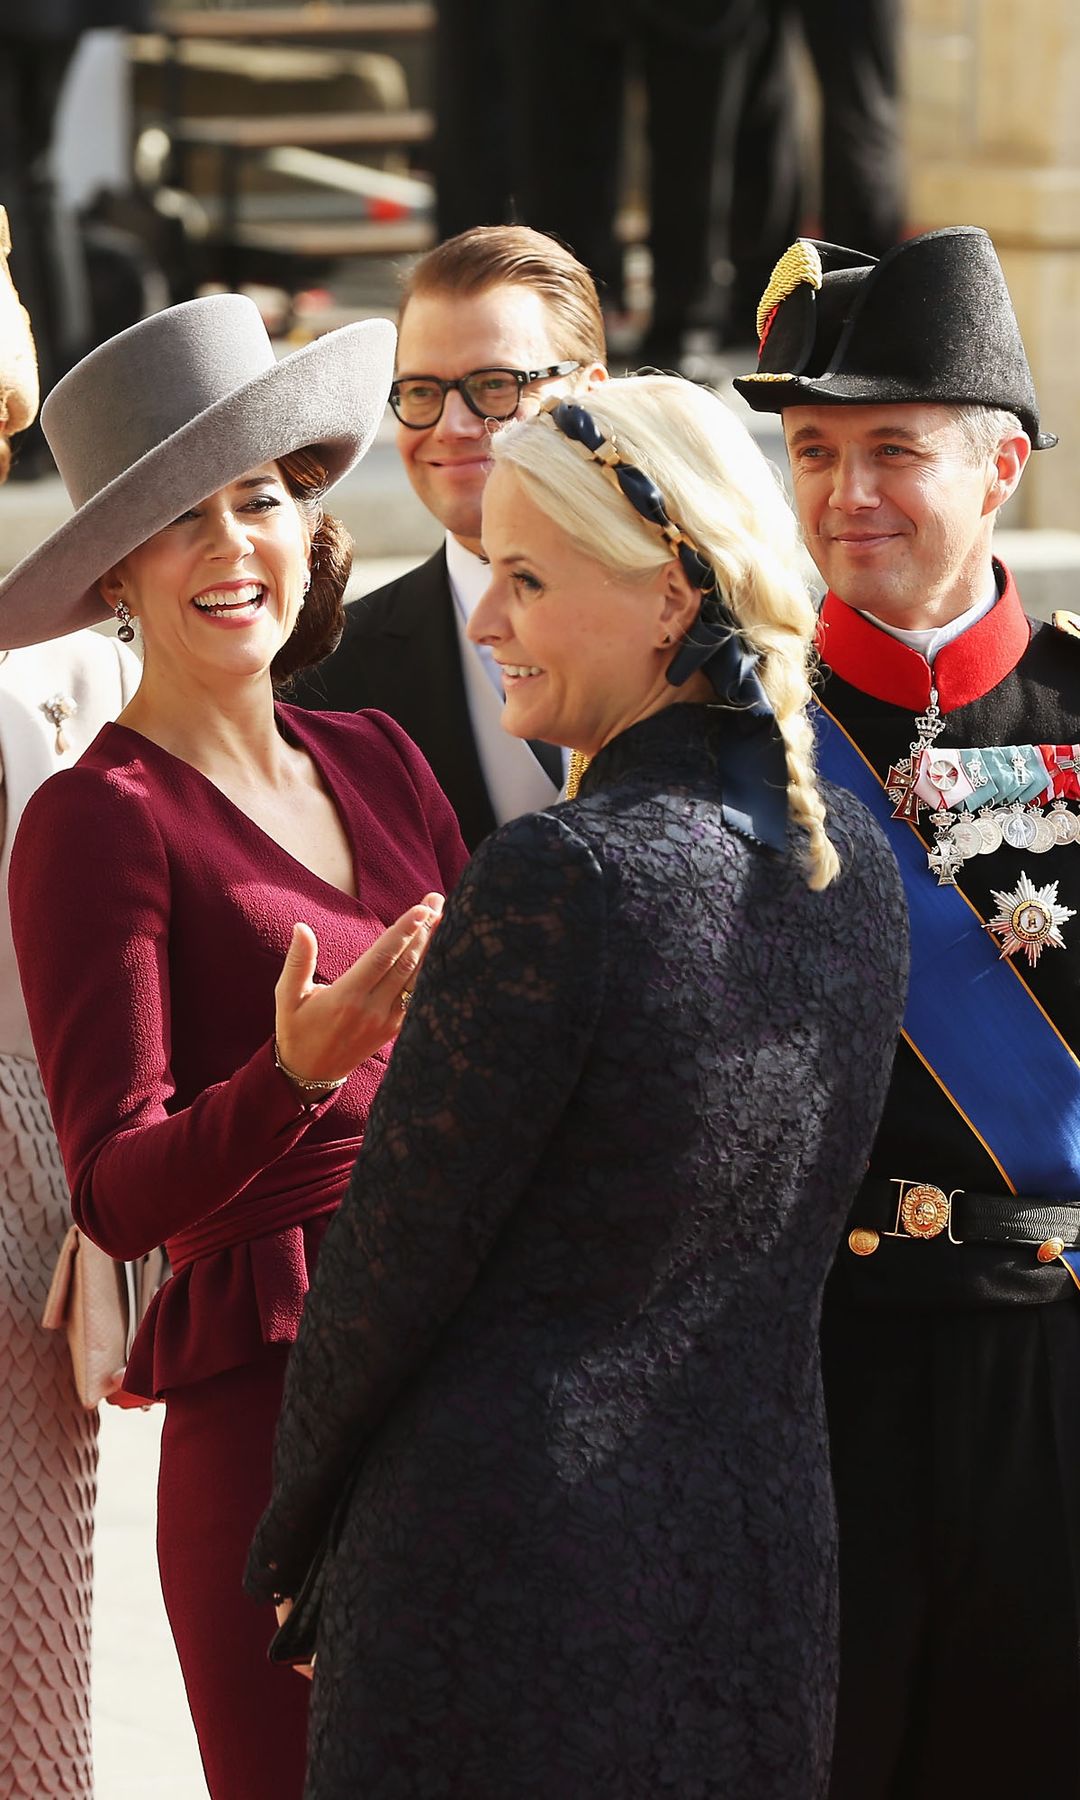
top-left (273, 1038), bottom-right (348, 1093)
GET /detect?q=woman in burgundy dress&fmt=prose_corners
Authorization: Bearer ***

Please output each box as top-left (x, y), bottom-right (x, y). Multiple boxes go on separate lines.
top-left (1, 297), bottom-right (468, 1800)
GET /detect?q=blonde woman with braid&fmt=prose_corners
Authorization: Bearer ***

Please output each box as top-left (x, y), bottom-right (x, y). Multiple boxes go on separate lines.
top-left (248, 374), bottom-right (909, 1800)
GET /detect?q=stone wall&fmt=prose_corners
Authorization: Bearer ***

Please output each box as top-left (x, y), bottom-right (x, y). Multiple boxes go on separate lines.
top-left (906, 0), bottom-right (1080, 527)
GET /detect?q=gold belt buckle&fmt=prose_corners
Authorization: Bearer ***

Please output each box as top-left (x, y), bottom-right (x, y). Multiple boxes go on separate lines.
top-left (848, 1178), bottom-right (965, 1257)
top-left (890, 1178), bottom-right (964, 1244)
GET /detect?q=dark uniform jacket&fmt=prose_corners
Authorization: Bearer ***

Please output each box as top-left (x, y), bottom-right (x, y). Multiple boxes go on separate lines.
top-left (819, 565), bottom-right (1080, 1800)
top-left (820, 567), bottom-right (1080, 1305)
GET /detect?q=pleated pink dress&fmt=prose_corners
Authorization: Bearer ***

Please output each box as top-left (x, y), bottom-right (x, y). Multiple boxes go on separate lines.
top-left (0, 634), bottom-right (138, 1798)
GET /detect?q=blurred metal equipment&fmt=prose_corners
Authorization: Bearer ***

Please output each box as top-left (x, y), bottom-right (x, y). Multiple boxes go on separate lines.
top-left (132, 3), bottom-right (437, 296)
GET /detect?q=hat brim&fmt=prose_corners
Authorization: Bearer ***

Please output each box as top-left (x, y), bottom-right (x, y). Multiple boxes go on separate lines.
top-left (0, 316), bottom-right (396, 648)
top-left (732, 368), bottom-right (1058, 450)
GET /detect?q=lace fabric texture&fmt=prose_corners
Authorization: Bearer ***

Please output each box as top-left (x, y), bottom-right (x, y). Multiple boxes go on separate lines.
top-left (249, 705), bottom-right (909, 1799)
top-left (0, 1051), bottom-right (96, 1800)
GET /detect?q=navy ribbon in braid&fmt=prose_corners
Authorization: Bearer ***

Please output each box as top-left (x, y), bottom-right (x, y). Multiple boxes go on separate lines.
top-left (542, 399), bottom-right (790, 852)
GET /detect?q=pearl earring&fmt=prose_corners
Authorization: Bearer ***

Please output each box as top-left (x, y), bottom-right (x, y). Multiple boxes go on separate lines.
top-left (115, 599), bottom-right (136, 643)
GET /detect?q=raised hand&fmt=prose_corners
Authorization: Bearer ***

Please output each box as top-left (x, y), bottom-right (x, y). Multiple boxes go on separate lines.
top-left (274, 893), bottom-right (444, 1093)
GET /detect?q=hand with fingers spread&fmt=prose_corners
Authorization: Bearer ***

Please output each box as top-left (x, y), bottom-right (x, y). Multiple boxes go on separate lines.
top-left (274, 892), bottom-right (445, 1097)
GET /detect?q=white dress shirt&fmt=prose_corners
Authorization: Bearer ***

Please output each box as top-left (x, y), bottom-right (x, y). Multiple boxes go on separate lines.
top-left (859, 568), bottom-right (1000, 664)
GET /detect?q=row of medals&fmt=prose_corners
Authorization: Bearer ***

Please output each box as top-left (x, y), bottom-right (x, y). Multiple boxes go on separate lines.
top-left (884, 689), bottom-right (1076, 965)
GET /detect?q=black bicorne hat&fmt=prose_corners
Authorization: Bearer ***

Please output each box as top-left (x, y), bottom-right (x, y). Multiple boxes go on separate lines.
top-left (732, 227), bottom-right (1056, 450)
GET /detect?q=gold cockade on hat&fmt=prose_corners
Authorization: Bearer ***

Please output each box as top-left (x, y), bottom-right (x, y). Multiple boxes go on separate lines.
top-left (755, 240), bottom-right (824, 345)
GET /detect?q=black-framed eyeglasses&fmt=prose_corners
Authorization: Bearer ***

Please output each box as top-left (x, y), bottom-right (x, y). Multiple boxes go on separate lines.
top-left (388, 362), bottom-right (581, 428)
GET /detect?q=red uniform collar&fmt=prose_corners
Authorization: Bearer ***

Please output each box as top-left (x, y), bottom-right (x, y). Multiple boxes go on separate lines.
top-left (816, 564), bottom-right (1030, 713)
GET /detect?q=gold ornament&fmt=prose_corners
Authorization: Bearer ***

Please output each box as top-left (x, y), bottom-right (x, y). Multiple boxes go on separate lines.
top-left (565, 750), bottom-right (590, 800)
top-left (755, 240), bottom-right (824, 343)
top-left (899, 1183), bottom-right (950, 1239)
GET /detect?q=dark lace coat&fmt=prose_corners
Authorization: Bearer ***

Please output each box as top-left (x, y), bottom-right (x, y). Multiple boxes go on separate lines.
top-left (247, 704), bottom-right (908, 1800)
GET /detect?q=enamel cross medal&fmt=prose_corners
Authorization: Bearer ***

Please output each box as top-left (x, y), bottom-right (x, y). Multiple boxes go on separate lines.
top-left (885, 686), bottom-right (945, 823)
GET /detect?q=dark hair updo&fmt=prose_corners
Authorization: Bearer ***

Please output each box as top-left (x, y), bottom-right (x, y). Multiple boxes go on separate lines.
top-left (271, 447), bottom-right (353, 686)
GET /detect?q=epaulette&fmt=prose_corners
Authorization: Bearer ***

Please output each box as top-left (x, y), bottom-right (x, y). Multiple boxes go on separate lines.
top-left (1052, 610), bottom-right (1080, 640)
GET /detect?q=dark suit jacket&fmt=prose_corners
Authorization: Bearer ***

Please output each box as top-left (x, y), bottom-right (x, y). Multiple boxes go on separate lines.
top-left (288, 548), bottom-right (498, 851)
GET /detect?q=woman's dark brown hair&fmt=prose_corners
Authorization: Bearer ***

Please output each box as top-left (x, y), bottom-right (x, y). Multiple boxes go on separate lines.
top-left (271, 447), bottom-right (353, 686)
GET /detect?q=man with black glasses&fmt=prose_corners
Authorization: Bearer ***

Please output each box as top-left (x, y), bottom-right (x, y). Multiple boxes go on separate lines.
top-left (290, 225), bottom-right (607, 848)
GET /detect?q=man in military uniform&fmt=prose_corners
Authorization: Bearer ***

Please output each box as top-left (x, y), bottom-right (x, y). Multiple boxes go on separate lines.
top-left (735, 229), bottom-right (1080, 1796)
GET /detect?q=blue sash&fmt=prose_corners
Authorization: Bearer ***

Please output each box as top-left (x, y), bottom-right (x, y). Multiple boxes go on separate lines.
top-left (814, 705), bottom-right (1080, 1238)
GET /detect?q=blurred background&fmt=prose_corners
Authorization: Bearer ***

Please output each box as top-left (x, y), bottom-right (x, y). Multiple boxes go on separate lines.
top-left (1, 0), bottom-right (1076, 551)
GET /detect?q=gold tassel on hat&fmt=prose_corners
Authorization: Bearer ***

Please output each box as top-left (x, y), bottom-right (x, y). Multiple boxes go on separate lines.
top-left (755, 239), bottom-right (824, 344)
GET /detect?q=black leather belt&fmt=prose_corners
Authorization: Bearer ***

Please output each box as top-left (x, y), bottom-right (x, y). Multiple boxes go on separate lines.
top-left (848, 1177), bottom-right (1080, 1259)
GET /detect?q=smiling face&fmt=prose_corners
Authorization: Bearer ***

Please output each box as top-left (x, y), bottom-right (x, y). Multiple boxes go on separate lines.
top-left (470, 464), bottom-right (701, 756)
top-left (394, 285), bottom-right (601, 554)
top-left (102, 463), bottom-right (310, 687)
top-left (783, 402), bottom-right (1028, 628)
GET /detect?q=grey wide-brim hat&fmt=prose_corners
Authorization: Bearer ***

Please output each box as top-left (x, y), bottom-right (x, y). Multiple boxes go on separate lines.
top-left (0, 293), bottom-right (396, 647)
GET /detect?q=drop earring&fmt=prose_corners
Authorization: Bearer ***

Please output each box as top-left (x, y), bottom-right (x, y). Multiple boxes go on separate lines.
top-left (115, 599), bottom-right (136, 643)
top-left (297, 570), bottom-right (311, 612)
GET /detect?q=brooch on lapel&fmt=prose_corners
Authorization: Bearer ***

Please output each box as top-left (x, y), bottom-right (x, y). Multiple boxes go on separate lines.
top-left (40, 692), bottom-right (77, 755)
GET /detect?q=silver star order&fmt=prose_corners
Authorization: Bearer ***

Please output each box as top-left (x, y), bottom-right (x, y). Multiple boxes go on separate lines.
top-left (985, 871), bottom-right (1076, 966)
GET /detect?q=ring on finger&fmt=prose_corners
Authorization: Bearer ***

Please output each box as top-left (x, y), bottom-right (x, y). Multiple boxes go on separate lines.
top-left (400, 988), bottom-right (413, 1012)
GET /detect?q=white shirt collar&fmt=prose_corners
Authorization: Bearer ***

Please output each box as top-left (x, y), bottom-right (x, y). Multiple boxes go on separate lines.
top-left (444, 533), bottom-right (501, 698)
top-left (444, 532), bottom-right (490, 620)
top-left (858, 568), bottom-right (1000, 664)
